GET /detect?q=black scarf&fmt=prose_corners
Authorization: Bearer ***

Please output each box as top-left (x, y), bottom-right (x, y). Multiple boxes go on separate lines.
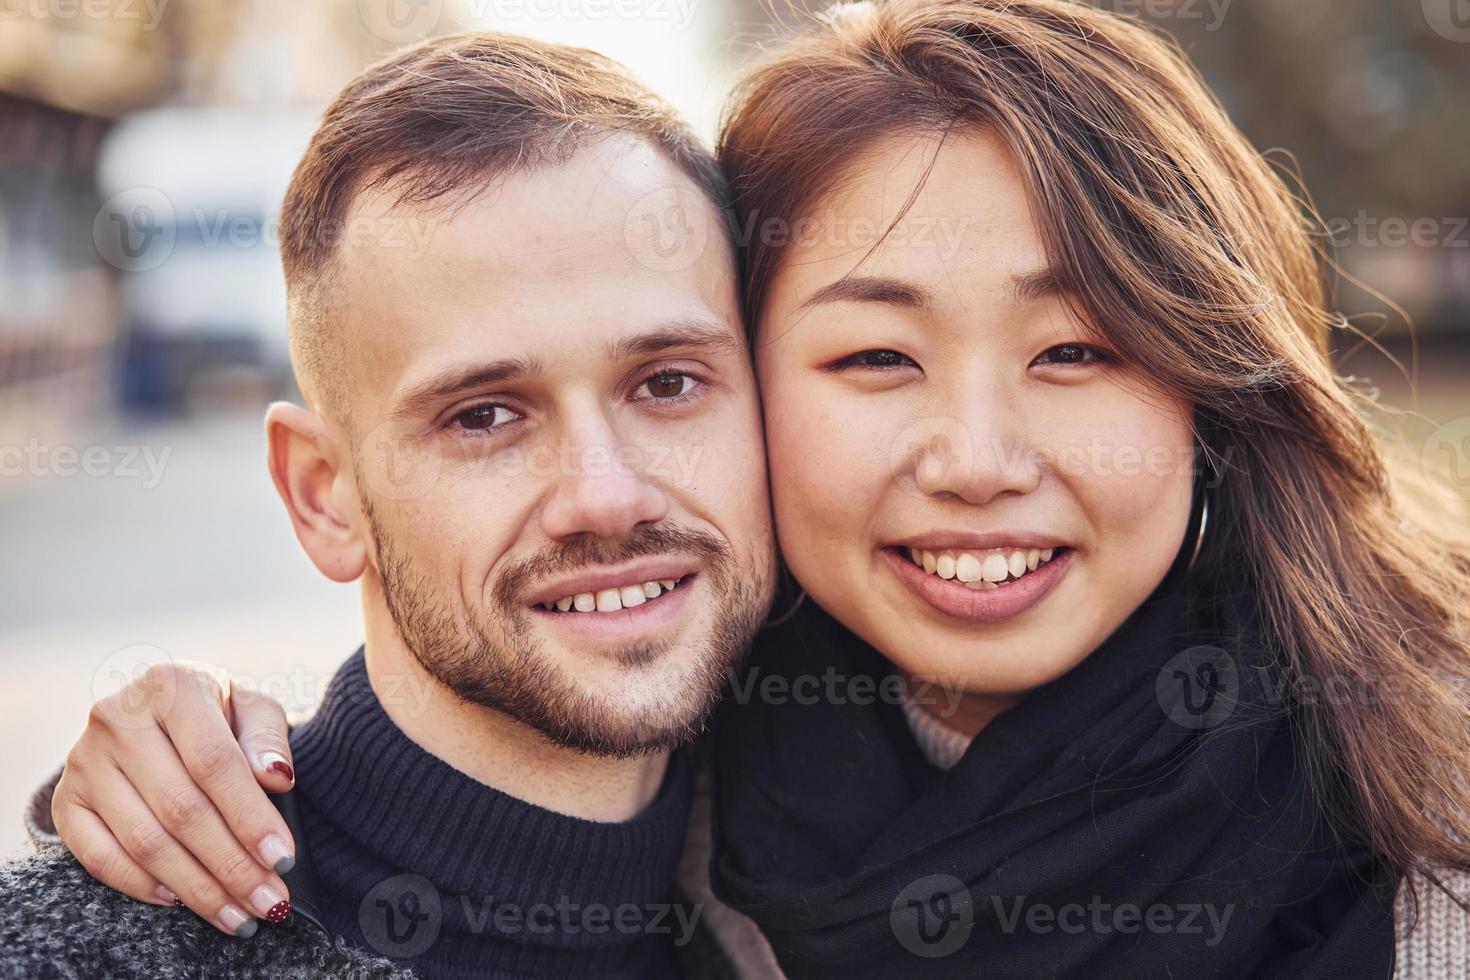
top-left (710, 580), bottom-right (1398, 978)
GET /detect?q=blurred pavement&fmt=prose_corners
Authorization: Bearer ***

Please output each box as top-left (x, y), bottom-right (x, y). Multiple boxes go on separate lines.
top-left (0, 412), bottom-right (358, 859)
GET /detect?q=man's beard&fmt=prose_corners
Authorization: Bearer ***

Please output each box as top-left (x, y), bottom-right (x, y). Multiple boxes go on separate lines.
top-left (364, 506), bottom-right (766, 758)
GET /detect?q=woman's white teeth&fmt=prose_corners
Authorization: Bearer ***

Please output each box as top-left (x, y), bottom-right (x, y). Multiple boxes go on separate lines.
top-left (546, 577), bottom-right (682, 613)
top-left (907, 547), bottom-right (1060, 587)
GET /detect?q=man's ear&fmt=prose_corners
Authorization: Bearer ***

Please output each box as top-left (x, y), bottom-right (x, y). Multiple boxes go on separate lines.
top-left (265, 402), bottom-right (368, 584)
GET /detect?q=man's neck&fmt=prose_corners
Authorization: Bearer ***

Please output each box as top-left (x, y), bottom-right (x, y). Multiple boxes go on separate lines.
top-left (359, 585), bottom-right (670, 823)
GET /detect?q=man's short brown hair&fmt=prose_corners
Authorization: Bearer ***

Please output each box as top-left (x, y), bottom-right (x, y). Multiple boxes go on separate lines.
top-left (278, 31), bottom-right (728, 416)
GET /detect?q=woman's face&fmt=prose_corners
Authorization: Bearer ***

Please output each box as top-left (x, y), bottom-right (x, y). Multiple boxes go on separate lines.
top-left (757, 130), bottom-right (1197, 724)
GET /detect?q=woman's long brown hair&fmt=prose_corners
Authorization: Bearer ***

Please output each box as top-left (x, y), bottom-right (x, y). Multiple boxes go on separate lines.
top-left (718, 0), bottom-right (1470, 916)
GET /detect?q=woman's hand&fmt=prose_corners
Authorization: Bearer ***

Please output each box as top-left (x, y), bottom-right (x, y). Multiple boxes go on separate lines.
top-left (51, 661), bottom-right (297, 937)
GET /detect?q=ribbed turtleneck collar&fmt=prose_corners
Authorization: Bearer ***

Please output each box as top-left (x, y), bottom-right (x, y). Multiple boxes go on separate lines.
top-left (288, 649), bottom-right (695, 980)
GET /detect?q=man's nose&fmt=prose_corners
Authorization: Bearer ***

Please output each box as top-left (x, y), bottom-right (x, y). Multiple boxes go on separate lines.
top-left (538, 416), bottom-right (671, 542)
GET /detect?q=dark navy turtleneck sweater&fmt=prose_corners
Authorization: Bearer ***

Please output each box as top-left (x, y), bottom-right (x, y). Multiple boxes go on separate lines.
top-left (286, 649), bottom-right (696, 979)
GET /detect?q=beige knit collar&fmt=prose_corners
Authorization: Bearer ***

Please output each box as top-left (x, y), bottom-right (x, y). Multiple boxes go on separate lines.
top-left (900, 695), bottom-right (975, 770)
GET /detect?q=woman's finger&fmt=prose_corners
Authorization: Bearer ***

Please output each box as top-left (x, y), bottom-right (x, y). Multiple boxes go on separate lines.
top-left (52, 792), bottom-right (175, 908)
top-left (123, 725), bottom-right (292, 924)
top-left (87, 764), bottom-right (260, 938)
top-left (150, 672), bottom-right (296, 874)
top-left (228, 679), bottom-right (295, 796)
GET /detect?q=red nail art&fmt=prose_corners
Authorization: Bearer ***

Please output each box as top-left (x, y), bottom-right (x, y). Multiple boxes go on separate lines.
top-left (267, 760), bottom-right (295, 783)
top-left (173, 898), bottom-right (184, 908)
top-left (264, 900), bottom-right (291, 924)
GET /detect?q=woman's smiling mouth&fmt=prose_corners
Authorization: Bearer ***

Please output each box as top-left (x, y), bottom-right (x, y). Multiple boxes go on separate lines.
top-left (884, 544), bottom-right (1074, 622)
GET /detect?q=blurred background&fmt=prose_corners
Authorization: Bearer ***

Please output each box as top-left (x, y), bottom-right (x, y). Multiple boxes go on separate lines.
top-left (0, 0), bottom-right (1467, 857)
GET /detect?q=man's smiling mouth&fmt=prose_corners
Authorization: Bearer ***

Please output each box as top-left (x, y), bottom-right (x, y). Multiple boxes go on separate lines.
top-left (537, 575), bottom-right (691, 613)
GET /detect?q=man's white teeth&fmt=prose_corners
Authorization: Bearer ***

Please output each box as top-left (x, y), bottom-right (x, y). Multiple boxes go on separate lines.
top-left (906, 547), bottom-right (1060, 587)
top-left (543, 577), bottom-right (683, 613)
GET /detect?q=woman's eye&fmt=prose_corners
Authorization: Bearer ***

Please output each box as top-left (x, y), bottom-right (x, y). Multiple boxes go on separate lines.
top-left (452, 404), bottom-right (521, 431)
top-left (636, 372), bottom-right (699, 400)
top-left (1033, 343), bottom-right (1108, 366)
top-left (839, 349), bottom-right (918, 370)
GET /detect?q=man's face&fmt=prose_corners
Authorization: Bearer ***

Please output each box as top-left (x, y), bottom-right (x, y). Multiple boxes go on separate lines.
top-left (332, 135), bottom-right (775, 756)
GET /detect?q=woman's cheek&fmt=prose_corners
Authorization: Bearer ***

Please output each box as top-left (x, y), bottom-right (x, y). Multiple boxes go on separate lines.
top-left (764, 379), bottom-right (868, 557)
top-left (1062, 410), bottom-right (1195, 576)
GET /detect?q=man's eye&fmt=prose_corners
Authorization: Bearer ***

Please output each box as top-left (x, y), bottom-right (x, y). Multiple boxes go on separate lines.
top-left (638, 372), bottom-right (698, 400)
top-left (452, 404), bottom-right (520, 431)
top-left (838, 349), bottom-right (918, 370)
top-left (1033, 343), bottom-right (1109, 366)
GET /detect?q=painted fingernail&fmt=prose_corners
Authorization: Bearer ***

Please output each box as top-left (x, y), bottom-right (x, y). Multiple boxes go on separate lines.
top-left (249, 885), bottom-right (287, 919)
top-left (259, 835), bottom-right (296, 875)
top-left (220, 905), bottom-right (257, 939)
top-left (154, 884), bottom-right (179, 905)
top-left (264, 899), bottom-right (290, 924)
top-left (259, 751), bottom-right (294, 784)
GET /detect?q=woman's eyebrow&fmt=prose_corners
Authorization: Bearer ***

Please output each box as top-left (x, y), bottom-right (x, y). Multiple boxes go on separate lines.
top-left (799, 269), bottom-right (1063, 311)
top-left (798, 275), bottom-right (930, 311)
top-left (1011, 267), bottom-right (1065, 302)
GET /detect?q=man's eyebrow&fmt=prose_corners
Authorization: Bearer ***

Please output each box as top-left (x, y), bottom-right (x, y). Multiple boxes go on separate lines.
top-left (606, 319), bottom-right (743, 361)
top-left (393, 355), bottom-right (545, 418)
top-left (798, 275), bottom-right (929, 311)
